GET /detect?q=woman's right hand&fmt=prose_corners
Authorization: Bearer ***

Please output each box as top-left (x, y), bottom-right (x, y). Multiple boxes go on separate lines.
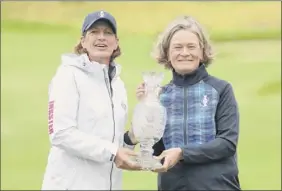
top-left (114, 148), bottom-right (141, 171)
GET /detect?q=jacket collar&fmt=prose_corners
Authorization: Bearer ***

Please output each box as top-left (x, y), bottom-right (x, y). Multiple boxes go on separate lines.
top-left (61, 53), bottom-right (121, 80)
top-left (172, 63), bottom-right (209, 86)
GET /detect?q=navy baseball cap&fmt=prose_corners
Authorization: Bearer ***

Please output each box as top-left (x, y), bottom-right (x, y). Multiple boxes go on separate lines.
top-left (81, 10), bottom-right (117, 35)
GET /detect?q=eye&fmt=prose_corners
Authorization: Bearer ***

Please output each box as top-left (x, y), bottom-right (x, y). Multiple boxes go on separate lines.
top-left (174, 45), bottom-right (182, 49)
top-left (90, 30), bottom-right (98, 34)
top-left (105, 30), bottom-right (113, 35)
top-left (188, 45), bottom-right (197, 50)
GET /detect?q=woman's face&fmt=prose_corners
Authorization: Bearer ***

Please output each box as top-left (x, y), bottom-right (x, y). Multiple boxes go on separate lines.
top-left (168, 29), bottom-right (203, 75)
top-left (81, 20), bottom-right (118, 64)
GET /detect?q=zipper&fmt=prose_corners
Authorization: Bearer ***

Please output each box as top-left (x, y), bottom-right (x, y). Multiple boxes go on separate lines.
top-left (183, 87), bottom-right (188, 145)
top-left (103, 69), bottom-right (116, 191)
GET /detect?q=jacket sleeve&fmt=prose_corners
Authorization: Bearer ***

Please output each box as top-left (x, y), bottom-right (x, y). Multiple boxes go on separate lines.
top-left (123, 131), bottom-right (136, 150)
top-left (48, 65), bottom-right (118, 163)
top-left (181, 83), bottom-right (239, 164)
top-left (120, 81), bottom-right (135, 150)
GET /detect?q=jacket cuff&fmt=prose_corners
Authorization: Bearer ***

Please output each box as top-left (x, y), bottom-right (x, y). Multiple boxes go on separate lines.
top-left (106, 142), bottom-right (119, 162)
top-left (124, 131), bottom-right (137, 146)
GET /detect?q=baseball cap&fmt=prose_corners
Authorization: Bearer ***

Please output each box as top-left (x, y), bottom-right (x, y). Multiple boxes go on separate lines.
top-left (81, 10), bottom-right (117, 35)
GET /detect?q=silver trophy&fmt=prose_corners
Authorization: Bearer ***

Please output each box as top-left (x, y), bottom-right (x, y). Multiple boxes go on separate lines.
top-left (131, 72), bottom-right (167, 170)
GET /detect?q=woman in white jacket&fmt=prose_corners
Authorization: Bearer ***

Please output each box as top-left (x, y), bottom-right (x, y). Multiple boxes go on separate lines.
top-left (41, 10), bottom-right (140, 190)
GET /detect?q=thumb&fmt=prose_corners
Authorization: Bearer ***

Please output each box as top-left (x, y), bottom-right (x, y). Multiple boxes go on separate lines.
top-left (161, 157), bottom-right (170, 171)
top-left (154, 151), bottom-right (166, 161)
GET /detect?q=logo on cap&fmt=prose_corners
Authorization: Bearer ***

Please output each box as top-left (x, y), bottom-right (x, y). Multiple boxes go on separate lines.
top-left (99, 11), bottom-right (105, 17)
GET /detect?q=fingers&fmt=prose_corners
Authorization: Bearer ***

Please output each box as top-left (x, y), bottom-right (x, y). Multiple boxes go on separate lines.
top-left (120, 159), bottom-right (142, 171)
top-left (152, 167), bottom-right (166, 173)
top-left (152, 164), bottom-right (168, 173)
top-left (136, 82), bottom-right (147, 101)
top-left (115, 156), bottom-right (141, 171)
top-left (154, 151), bottom-right (166, 161)
top-left (136, 82), bottom-right (145, 90)
top-left (122, 148), bottom-right (140, 158)
top-left (125, 149), bottom-right (139, 157)
top-left (136, 86), bottom-right (145, 92)
top-left (118, 164), bottom-right (141, 171)
top-left (136, 89), bottom-right (146, 95)
top-left (139, 82), bottom-right (145, 88)
top-left (128, 161), bottom-right (142, 171)
top-left (136, 83), bottom-right (145, 92)
top-left (136, 91), bottom-right (145, 99)
top-left (161, 157), bottom-right (170, 170)
top-left (154, 158), bottom-right (170, 172)
top-left (152, 154), bottom-right (169, 173)
top-left (152, 154), bottom-right (171, 173)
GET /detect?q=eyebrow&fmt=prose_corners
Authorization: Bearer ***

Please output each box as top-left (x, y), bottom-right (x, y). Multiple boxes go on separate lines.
top-left (89, 27), bottom-right (113, 32)
top-left (172, 43), bottom-right (183, 46)
top-left (172, 42), bottom-right (198, 46)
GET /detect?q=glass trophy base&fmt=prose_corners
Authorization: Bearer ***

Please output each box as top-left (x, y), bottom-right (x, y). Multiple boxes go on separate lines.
top-left (131, 155), bottom-right (162, 171)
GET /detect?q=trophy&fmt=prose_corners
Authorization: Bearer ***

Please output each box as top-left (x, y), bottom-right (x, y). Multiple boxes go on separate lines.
top-left (131, 72), bottom-right (167, 170)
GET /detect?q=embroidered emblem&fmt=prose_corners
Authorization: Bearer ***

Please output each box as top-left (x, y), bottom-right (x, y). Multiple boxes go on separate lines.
top-left (146, 115), bottom-right (154, 123)
top-left (99, 11), bottom-right (105, 17)
top-left (201, 95), bottom-right (209, 107)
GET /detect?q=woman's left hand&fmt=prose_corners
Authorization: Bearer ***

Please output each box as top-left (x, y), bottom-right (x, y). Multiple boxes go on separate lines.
top-left (136, 82), bottom-right (146, 101)
top-left (136, 82), bottom-right (162, 101)
top-left (152, 148), bottom-right (183, 173)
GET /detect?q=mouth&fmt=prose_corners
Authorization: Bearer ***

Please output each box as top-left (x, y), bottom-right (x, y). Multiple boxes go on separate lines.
top-left (178, 60), bottom-right (193, 62)
top-left (94, 44), bottom-right (108, 48)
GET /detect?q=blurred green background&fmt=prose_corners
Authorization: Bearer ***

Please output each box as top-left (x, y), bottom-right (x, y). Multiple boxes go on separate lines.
top-left (1, 1), bottom-right (281, 190)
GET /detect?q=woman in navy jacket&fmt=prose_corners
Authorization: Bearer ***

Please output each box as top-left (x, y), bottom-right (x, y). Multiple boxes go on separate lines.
top-left (133, 15), bottom-right (241, 190)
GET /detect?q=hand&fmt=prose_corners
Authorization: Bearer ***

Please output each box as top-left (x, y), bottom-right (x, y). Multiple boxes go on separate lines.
top-left (136, 82), bottom-right (146, 101)
top-left (114, 148), bottom-right (141, 171)
top-left (136, 82), bottom-right (162, 101)
top-left (152, 148), bottom-right (183, 173)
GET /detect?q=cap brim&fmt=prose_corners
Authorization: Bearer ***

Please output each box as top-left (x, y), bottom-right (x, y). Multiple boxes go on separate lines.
top-left (85, 18), bottom-right (116, 34)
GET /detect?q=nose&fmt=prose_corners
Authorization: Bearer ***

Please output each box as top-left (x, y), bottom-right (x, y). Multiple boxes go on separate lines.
top-left (97, 32), bottom-right (106, 40)
top-left (180, 47), bottom-right (191, 56)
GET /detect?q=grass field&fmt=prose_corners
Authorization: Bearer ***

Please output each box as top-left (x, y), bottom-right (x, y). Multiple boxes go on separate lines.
top-left (1, 2), bottom-right (281, 190)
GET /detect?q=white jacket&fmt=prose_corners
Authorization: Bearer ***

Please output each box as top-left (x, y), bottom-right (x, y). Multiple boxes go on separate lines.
top-left (41, 53), bottom-right (132, 190)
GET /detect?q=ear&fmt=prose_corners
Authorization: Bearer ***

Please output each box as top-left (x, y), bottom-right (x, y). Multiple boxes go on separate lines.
top-left (114, 37), bottom-right (119, 50)
top-left (80, 36), bottom-right (86, 48)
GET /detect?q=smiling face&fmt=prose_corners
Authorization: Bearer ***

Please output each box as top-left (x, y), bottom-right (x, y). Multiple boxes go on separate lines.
top-left (168, 29), bottom-right (203, 75)
top-left (81, 20), bottom-right (118, 64)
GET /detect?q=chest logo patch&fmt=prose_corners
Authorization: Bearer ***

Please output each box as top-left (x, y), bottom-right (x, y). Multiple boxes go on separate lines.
top-left (201, 95), bottom-right (209, 107)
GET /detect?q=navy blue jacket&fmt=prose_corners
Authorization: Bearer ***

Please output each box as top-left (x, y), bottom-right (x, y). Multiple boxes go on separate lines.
top-left (153, 64), bottom-right (241, 190)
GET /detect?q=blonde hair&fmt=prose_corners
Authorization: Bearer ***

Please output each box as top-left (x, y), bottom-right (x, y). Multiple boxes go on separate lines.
top-left (74, 39), bottom-right (121, 62)
top-left (152, 16), bottom-right (214, 69)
